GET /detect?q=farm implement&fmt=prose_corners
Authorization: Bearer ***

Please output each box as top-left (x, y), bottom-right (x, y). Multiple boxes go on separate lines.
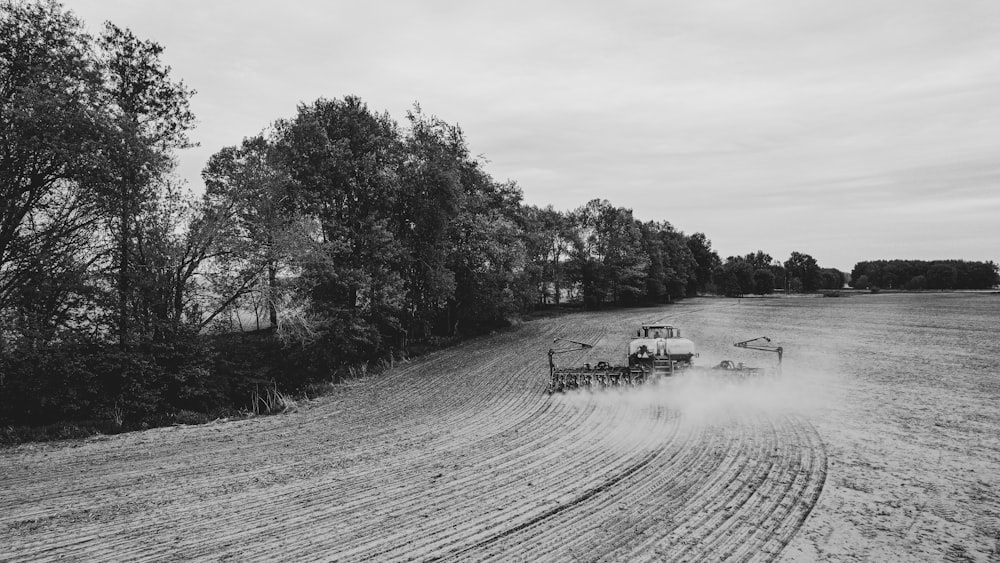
top-left (711, 337), bottom-right (784, 376)
top-left (547, 325), bottom-right (783, 393)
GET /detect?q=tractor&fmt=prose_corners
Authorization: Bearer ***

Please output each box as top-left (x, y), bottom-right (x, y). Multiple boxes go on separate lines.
top-left (547, 326), bottom-right (782, 393)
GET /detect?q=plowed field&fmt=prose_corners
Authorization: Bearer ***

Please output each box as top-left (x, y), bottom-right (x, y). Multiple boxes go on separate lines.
top-left (3, 293), bottom-right (999, 561)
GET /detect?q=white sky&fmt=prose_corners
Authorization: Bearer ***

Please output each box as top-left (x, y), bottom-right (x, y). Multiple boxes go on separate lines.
top-left (70, 0), bottom-right (1000, 272)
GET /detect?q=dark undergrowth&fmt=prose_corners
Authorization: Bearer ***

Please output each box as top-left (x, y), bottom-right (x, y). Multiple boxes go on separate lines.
top-left (0, 320), bottom-right (515, 448)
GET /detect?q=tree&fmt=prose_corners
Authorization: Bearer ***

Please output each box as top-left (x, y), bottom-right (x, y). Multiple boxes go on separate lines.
top-left (713, 257), bottom-right (754, 297)
top-left (567, 200), bottom-right (648, 307)
top-left (904, 275), bottom-right (926, 290)
top-left (98, 22), bottom-right (195, 349)
top-left (520, 205), bottom-right (572, 306)
top-left (753, 268), bottom-right (775, 295)
top-left (396, 107), bottom-right (464, 336)
top-left (770, 263), bottom-right (787, 291)
top-left (127, 183), bottom-right (204, 339)
top-left (0, 0), bottom-right (107, 343)
top-left (203, 134), bottom-right (293, 330)
top-left (686, 233), bottom-right (721, 295)
top-left (925, 263), bottom-right (957, 290)
top-left (819, 268), bottom-right (845, 290)
top-left (445, 163), bottom-right (526, 333)
top-left (124, 176), bottom-right (288, 339)
top-left (743, 250), bottom-right (777, 294)
top-left (743, 250), bottom-right (773, 272)
top-left (880, 261), bottom-right (902, 290)
top-left (784, 251), bottom-right (822, 292)
top-left (272, 95), bottom-right (407, 361)
top-left (712, 263), bottom-right (738, 297)
top-left (640, 221), bottom-right (696, 302)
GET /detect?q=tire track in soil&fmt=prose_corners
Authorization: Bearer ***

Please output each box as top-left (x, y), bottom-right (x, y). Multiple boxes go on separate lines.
top-left (0, 311), bottom-right (827, 562)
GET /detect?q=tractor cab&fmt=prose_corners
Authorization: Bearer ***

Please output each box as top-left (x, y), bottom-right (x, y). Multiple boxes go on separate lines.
top-left (638, 324), bottom-right (680, 339)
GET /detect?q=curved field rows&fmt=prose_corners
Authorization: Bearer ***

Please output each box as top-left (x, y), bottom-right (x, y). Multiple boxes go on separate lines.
top-left (0, 306), bottom-right (827, 562)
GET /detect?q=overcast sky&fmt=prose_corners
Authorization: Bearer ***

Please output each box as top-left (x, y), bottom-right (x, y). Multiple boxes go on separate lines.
top-left (70, 0), bottom-right (1000, 271)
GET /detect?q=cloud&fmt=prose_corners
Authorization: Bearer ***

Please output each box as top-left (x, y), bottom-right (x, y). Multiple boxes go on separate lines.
top-left (68, 0), bottom-right (1000, 270)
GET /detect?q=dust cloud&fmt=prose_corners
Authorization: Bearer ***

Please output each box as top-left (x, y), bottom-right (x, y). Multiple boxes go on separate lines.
top-left (662, 369), bottom-right (833, 420)
top-left (557, 364), bottom-right (839, 429)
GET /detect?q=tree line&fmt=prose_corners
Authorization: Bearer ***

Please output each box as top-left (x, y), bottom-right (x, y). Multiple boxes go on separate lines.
top-left (849, 260), bottom-right (998, 291)
top-left (709, 250), bottom-right (845, 297)
top-left (0, 2), bottom-right (934, 434)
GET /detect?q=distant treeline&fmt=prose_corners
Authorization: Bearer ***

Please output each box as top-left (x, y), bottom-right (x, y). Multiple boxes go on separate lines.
top-left (711, 251), bottom-right (845, 296)
top-left (849, 260), bottom-right (999, 291)
top-left (0, 2), bottom-right (842, 434)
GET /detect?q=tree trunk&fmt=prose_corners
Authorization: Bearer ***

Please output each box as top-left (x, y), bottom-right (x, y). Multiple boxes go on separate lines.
top-left (173, 272), bottom-right (185, 328)
top-left (268, 262), bottom-right (278, 329)
top-left (118, 180), bottom-right (130, 352)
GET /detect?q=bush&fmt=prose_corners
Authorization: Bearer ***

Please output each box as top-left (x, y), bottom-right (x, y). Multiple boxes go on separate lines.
top-left (0, 339), bottom-right (113, 426)
top-left (1, 306), bottom-right (469, 441)
top-left (211, 330), bottom-right (300, 408)
top-left (0, 332), bottom-right (225, 429)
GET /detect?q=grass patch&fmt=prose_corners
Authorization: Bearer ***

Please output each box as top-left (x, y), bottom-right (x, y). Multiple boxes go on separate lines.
top-left (250, 381), bottom-right (298, 415)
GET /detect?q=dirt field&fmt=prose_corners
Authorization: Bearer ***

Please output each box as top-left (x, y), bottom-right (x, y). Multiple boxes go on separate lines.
top-left (2, 294), bottom-right (999, 561)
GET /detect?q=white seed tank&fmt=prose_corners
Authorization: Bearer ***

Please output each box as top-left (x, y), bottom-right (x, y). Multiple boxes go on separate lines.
top-left (628, 324), bottom-right (696, 361)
